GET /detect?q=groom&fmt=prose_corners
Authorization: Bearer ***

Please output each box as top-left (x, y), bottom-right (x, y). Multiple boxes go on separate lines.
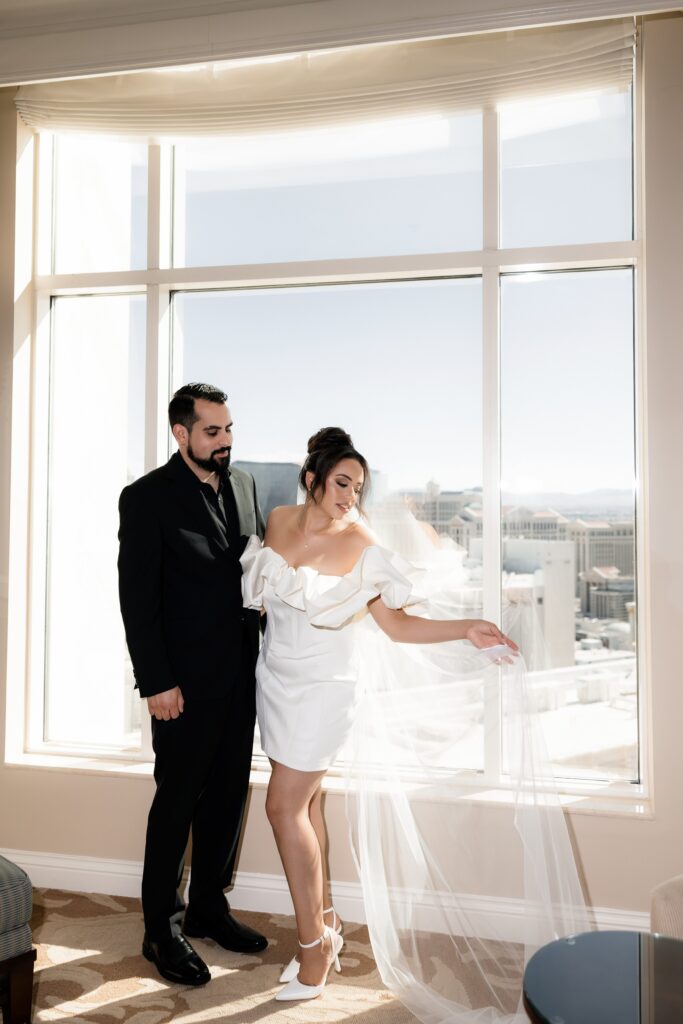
top-left (118, 382), bottom-right (266, 985)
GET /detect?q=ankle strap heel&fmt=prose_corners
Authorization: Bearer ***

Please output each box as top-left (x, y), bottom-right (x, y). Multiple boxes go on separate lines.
top-left (276, 925), bottom-right (343, 1001)
top-left (279, 908), bottom-right (343, 984)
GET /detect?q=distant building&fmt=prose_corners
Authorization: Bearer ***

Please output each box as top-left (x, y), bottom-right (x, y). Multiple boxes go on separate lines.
top-left (470, 537), bottom-right (576, 669)
top-left (626, 600), bottom-right (637, 646)
top-left (447, 512), bottom-right (479, 549)
top-left (235, 459), bottom-right (385, 521)
top-left (233, 460), bottom-right (300, 519)
top-left (567, 519), bottom-right (635, 578)
top-left (575, 614), bottom-right (636, 653)
top-left (579, 566), bottom-right (634, 622)
top-left (502, 506), bottom-right (569, 541)
top-left (404, 481), bottom-right (483, 545)
top-left (602, 621), bottom-right (634, 652)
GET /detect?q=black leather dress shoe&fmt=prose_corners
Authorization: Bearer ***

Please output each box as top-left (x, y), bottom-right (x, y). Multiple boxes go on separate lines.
top-left (142, 932), bottom-right (211, 985)
top-left (183, 909), bottom-right (268, 953)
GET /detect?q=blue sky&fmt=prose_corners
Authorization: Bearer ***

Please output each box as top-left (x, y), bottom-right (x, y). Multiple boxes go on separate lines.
top-left (60, 90), bottom-right (635, 498)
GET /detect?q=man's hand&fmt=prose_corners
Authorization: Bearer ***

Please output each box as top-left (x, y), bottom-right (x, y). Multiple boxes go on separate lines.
top-left (147, 686), bottom-right (185, 721)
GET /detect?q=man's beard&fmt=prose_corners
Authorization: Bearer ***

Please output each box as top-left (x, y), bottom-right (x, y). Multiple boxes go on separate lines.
top-left (187, 441), bottom-right (231, 479)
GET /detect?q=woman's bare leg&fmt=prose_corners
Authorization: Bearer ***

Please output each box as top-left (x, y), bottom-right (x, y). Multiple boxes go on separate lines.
top-left (308, 785), bottom-right (330, 907)
top-left (282, 784), bottom-right (342, 976)
top-left (309, 785), bottom-right (343, 930)
top-left (266, 761), bottom-right (335, 985)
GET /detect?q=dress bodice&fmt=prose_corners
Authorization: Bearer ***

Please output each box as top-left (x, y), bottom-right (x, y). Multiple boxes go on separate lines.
top-left (239, 534), bottom-right (424, 628)
top-left (239, 535), bottom-right (424, 772)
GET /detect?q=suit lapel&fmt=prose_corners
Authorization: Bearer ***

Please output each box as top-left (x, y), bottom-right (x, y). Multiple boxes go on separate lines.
top-left (229, 472), bottom-right (252, 536)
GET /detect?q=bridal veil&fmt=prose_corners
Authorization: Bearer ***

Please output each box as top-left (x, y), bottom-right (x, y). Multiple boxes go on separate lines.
top-left (345, 502), bottom-right (590, 1022)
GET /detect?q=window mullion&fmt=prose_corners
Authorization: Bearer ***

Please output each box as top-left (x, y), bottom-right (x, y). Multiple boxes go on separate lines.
top-left (140, 146), bottom-right (171, 759)
top-left (147, 145), bottom-right (161, 272)
top-left (148, 143), bottom-right (172, 272)
top-left (145, 144), bottom-right (172, 474)
top-left (482, 107), bottom-right (502, 781)
top-left (27, 293), bottom-right (52, 750)
top-left (144, 285), bottom-right (171, 473)
top-left (633, 33), bottom-right (648, 790)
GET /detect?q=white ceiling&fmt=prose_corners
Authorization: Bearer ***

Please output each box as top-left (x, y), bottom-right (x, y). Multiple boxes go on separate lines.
top-left (0, 0), bottom-right (311, 37)
top-left (2, 0), bottom-right (679, 39)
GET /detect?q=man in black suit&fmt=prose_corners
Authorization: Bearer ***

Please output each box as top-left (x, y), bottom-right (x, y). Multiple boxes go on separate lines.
top-left (118, 382), bottom-right (267, 986)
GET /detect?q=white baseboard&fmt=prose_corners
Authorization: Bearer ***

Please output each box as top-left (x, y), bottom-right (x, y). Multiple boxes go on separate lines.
top-left (1, 848), bottom-right (144, 898)
top-left (1, 846), bottom-right (649, 939)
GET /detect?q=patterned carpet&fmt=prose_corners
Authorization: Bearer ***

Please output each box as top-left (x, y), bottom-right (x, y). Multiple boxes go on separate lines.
top-left (30, 889), bottom-right (418, 1023)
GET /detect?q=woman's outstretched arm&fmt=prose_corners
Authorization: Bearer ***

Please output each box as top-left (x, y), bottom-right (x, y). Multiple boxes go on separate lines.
top-left (368, 597), bottom-right (518, 652)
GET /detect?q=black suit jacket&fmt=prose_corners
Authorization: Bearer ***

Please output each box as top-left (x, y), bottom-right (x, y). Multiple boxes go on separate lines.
top-left (118, 452), bottom-right (265, 700)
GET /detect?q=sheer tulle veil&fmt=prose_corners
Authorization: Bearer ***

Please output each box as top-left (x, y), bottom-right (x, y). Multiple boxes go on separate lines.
top-left (344, 500), bottom-right (590, 1023)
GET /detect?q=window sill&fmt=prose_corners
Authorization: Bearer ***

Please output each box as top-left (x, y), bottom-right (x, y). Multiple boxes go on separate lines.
top-left (5, 749), bottom-right (653, 818)
top-left (5, 749), bottom-right (155, 776)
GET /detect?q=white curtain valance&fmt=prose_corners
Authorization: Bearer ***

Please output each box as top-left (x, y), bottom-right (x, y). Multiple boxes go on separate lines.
top-left (14, 18), bottom-right (635, 138)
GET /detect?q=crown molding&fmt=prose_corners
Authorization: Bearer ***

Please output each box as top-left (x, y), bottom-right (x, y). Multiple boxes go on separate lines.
top-left (0, 0), bottom-right (313, 39)
top-left (0, 0), bottom-right (680, 87)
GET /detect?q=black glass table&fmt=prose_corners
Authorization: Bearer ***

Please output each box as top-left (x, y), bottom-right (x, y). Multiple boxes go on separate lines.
top-left (523, 930), bottom-right (683, 1024)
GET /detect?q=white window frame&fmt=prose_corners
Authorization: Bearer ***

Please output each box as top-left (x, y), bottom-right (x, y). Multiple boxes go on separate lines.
top-left (7, 54), bottom-right (649, 812)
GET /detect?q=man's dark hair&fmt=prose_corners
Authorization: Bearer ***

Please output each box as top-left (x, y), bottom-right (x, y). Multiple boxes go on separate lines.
top-left (168, 383), bottom-right (228, 433)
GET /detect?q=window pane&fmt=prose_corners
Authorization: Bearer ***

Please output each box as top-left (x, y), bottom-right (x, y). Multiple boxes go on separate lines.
top-left (173, 113), bottom-right (482, 267)
top-left (45, 295), bottom-right (146, 748)
top-left (500, 89), bottom-right (633, 247)
top-left (500, 269), bottom-right (637, 782)
top-left (53, 135), bottom-right (148, 273)
top-left (174, 279), bottom-right (484, 769)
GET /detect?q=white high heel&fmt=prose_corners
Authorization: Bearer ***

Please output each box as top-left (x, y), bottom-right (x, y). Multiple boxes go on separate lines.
top-left (279, 907), bottom-right (342, 984)
top-left (275, 924), bottom-right (343, 1001)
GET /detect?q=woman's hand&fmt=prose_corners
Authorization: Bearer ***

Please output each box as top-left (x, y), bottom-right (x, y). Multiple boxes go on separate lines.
top-left (466, 620), bottom-right (519, 660)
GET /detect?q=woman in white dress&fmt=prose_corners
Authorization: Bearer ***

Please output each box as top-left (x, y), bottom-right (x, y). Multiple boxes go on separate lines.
top-left (239, 427), bottom-right (518, 1002)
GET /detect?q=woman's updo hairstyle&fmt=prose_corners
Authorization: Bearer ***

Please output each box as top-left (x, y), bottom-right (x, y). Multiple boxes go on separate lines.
top-left (299, 427), bottom-right (370, 512)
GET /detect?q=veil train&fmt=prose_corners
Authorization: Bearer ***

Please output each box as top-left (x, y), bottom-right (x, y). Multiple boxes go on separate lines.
top-left (345, 501), bottom-right (590, 1023)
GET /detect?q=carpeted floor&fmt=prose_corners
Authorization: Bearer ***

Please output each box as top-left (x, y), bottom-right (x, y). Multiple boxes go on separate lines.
top-left (30, 889), bottom-right (418, 1023)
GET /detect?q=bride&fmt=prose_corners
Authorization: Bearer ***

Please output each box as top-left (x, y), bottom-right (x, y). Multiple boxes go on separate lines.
top-left (239, 427), bottom-right (520, 1004)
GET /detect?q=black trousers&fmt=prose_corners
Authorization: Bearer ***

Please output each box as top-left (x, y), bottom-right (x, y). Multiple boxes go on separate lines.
top-left (141, 662), bottom-right (256, 940)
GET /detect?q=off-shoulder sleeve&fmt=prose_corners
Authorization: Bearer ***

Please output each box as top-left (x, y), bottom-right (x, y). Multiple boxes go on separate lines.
top-left (304, 546), bottom-right (425, 628)
top-left (240, 537), bottom-right (424, 626)
top-left (239, 534), bottom-right (269, 609)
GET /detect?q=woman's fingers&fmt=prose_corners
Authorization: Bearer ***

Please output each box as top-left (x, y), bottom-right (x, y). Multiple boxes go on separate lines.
top-left (500, 632), bottom-right (519, 652)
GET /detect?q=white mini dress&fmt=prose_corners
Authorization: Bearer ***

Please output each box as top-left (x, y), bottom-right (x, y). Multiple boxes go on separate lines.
top-left (239, 535), bottom-right (421, 772)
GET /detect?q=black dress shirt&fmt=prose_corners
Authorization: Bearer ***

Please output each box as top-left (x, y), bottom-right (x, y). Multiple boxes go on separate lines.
top-left (199, 470), bottom-right (241, 552)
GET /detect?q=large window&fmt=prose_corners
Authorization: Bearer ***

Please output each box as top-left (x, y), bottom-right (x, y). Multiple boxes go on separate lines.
top-left (24, 46), bottom-right (641, 791)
